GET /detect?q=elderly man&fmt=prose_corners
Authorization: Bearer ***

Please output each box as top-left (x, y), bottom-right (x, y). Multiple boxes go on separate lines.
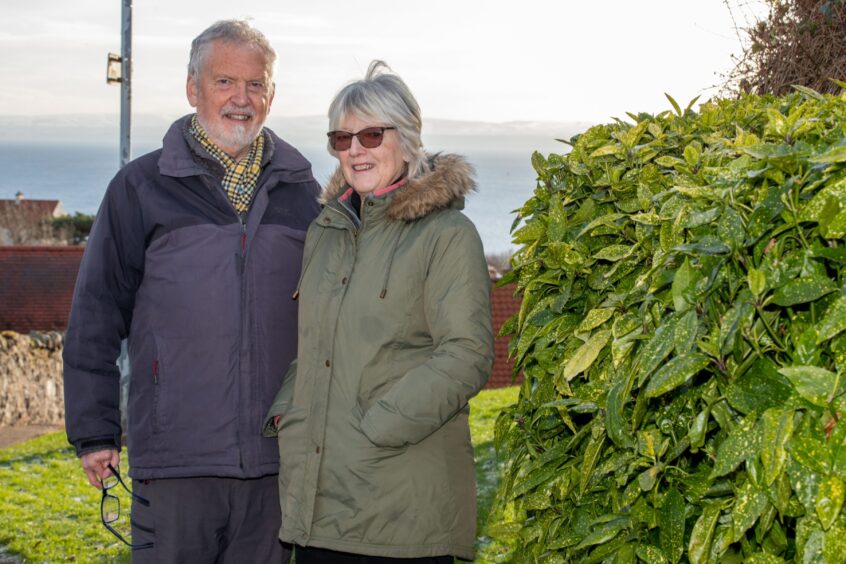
top-left (63, 20), bottom-right (320, 562)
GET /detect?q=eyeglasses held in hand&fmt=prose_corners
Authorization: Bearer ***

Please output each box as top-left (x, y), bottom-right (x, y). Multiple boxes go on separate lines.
top-left (327, 127), bottom-right (396, 151)
top-left (100, 464), bottom-right (154, 550)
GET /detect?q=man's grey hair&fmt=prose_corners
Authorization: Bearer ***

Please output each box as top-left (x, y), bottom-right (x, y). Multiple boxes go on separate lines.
top-left (327, 60), bottom-right (429, 180)
top-left (188, 20), bottom-right (276, 95)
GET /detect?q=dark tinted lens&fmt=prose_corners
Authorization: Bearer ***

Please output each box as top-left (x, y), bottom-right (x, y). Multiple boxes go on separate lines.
top-left (329, 132), bottom-right (353, 151)
top-left (358, 128), bottom-right (385, 148)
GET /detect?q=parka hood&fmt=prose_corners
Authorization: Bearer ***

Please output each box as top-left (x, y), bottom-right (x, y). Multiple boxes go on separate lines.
top-left (320, 153), bottom-right (477, 221)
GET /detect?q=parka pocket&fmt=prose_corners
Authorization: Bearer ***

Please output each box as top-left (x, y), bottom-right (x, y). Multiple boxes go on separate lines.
top-left (276, 406), bottom-right (308, 488)
top-left (352, 402), bottom-right (408, 454)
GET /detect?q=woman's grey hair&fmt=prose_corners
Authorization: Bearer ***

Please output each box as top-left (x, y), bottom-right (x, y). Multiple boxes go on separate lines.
top-left (188, 20), bottom-right (276, 95)
top-left (328, 60), bottom-right (429, 180)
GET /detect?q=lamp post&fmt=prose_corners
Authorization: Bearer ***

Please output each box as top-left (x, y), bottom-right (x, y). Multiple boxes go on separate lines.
top-left (105, 1), bottom-right (134, 438)
top-left (106, 0), bottom-right (132, 169)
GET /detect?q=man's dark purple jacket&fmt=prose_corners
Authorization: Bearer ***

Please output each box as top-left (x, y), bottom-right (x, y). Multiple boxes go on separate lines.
top-left (63, 115), bottom-right (321, 480)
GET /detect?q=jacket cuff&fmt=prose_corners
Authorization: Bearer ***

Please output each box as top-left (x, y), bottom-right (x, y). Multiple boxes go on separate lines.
top-left (262, 406), bottom-right (288, 437)
top-left (75, 437), bottom-right (121, 457)
top-left (261, 415), bottom-right (279, 437)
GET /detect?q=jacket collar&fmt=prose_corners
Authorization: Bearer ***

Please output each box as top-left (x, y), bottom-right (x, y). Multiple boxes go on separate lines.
top-left (157, 114), bottom-right (314, 184)
top-left (321, 153), bottom-right (477, 222)
top-left (337, 177), bottom-right (409, 205)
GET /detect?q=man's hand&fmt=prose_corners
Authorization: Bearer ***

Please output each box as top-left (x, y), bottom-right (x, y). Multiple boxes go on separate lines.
top-left (80, 449), bottom-right (121, 488)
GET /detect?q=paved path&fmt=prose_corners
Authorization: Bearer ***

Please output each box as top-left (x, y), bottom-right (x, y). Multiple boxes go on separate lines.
top-left (0, 425), bottom-right (63, 449)
top-left (0, 549), bottom-right (22, 564)
top-left (0, 546), bottom-right (22, 564)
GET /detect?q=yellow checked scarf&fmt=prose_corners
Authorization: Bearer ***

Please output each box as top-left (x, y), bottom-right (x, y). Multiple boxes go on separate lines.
top-left (190, 114), bottom-right (264, 214)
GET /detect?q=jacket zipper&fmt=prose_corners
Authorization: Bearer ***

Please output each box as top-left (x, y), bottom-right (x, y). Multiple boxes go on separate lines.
top-left (237, 215), bottom-right (248, 471)
top-left (197, 170), bottom-right (264, 473)
top-left (326, 202), bottom-right (361, 234)
top-left (232, 173), bottom-right (263, 472)
top-left (236, 170), bottom-right (264, 472)
top-left (239, 219), bottom-right (247, 273)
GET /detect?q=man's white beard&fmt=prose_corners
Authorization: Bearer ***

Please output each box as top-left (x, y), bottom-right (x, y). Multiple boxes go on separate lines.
top-left (199, 111), bottom-right (263, 156)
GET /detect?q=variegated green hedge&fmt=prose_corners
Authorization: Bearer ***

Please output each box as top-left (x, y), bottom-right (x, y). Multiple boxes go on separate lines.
top-left (493, 86), bottom-right (846, 562)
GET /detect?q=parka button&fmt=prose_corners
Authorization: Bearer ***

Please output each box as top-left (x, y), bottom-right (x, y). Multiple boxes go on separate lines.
top-left (325, 359), bottom-right (331, 367)
top-left (341, 277), bottom-right (348, 284)
top-left (316, 446), bottom-right (321, 454)
top-left (323, 217), bottom-right (330, 224)
top-left (367, 201), bottom-right (374, 207)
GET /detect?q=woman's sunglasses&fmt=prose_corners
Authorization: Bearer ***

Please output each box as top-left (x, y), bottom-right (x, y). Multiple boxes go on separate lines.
top-left (327, 127), bottom-right (396, 151)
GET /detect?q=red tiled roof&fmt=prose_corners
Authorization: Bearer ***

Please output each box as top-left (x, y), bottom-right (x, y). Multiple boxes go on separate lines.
top-left (0, 246), bottom-right (83, 332)
top-left (487, 282), bottom-right (523, 389)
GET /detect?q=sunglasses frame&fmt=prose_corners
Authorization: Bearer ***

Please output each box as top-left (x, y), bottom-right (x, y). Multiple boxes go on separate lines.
top-left (327, 126), bottom-right (396, 151)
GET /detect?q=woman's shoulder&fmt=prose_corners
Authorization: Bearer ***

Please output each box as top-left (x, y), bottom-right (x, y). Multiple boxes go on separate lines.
top-left (411, 209), bottom-right (484, 257)
top-left (416, 206), bottom-right (477, 232)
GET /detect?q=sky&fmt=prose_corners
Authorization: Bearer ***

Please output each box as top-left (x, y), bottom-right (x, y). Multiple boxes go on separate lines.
top-left (0, 0), bottom-right (768, 128)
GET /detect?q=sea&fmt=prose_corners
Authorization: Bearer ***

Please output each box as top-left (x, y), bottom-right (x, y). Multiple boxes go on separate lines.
top-left (0, 122), bottom-right (578, 254)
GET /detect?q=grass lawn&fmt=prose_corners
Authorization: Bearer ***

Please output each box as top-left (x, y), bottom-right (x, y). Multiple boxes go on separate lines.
top-left (0, 432), bottom-right (131, 562)
top-left (0, 386), bottom-right (518, 562)
top-left (469, 386), bottom-right (519, 562)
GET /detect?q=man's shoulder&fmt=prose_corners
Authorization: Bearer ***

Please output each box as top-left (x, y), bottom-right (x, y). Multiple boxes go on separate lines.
top-left (128, 148), bottom-right (165, 170)
top-left (104, 149), bottom-right (165, 191)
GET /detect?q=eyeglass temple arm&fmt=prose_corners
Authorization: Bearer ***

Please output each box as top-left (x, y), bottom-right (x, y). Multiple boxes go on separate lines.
top-left (107, 464), bottom-right (151, 507)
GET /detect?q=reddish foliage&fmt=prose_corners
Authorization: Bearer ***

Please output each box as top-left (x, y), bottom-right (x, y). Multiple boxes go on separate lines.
top-left (727, 0), bottom-right (846, 96)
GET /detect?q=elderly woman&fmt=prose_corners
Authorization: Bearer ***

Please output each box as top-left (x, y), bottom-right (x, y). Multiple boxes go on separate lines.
top-left (263, 61), bottom-right (494, 562)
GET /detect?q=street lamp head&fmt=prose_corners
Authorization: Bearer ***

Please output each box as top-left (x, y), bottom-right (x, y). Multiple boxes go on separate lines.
top-left (106, 53), bottom-right (122, 84)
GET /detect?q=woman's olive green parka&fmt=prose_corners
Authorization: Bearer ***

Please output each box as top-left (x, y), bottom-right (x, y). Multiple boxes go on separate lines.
top-left (264, 153), bottom-right (494, 559)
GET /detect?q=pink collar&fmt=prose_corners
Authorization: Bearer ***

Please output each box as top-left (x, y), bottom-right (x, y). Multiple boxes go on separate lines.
top-left (338, 178), bottom-right (408, 202)
top-left (373, 177), bottom-right (408, 197)
top-left (338, 177), bottom-right (408, 203)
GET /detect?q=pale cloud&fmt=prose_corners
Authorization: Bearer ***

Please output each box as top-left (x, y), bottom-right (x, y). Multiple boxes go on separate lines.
top-left (0, 0), bottom-right (769, 126)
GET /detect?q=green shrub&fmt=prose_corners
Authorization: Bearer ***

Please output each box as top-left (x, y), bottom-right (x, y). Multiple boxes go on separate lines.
top-left (492, 87), bottom-right (846, 562)
top-left (52, 212), bottom-right (95, 244)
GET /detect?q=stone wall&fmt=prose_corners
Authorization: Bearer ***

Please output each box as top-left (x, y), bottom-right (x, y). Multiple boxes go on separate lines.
top-left (0, 282), bottom-right (520, 427)
top-left (0, 331), bottom-right (64, 425)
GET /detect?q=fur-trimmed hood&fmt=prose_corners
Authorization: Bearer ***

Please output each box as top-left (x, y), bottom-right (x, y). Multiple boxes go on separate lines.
top-left (320, 153), bottom-right (477, 222)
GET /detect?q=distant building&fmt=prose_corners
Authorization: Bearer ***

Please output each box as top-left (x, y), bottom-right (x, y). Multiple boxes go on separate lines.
top-left (487, 264), bottom-right (502, 280)
top-left (0, 192), bottom-right (67, 245)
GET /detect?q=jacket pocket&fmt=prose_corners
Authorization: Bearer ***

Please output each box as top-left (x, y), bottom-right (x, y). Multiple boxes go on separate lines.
top-left (151, 336), bottom-right (164, 434)
top-left (353, 402), bottom-right (408, 453)
top-left (276, 406), bottom-right (308, 486)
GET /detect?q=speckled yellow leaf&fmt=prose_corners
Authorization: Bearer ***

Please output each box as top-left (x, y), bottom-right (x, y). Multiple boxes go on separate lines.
top-left (816, 475), bottom-right (845, 531)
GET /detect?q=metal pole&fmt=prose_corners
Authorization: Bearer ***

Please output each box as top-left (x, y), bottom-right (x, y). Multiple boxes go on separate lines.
top-left (120, 0), bottom-right (132, 168)
top-left (117, 0), bottom-right (133, 437)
